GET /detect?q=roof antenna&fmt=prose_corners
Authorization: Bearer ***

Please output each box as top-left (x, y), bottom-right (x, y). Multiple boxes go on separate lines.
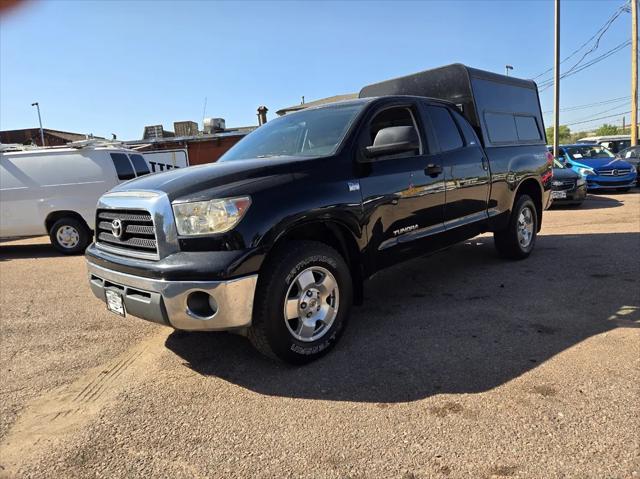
top-left (201, 96), bottom-right (208, 131)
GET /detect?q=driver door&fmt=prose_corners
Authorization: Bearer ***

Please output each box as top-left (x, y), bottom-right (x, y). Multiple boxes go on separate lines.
top-left (356, 102), bottom-right (446, 271)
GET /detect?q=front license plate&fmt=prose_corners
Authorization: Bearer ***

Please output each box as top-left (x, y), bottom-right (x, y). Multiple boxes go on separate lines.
top-left (551, 190), bottom-right (567, 199)
top-left (105, 290), bottom-right (126, 317)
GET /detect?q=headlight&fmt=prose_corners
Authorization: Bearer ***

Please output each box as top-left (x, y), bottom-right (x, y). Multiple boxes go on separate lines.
top-left (576, 178), bottom-right (586, 186)
top-left (172, 197), bottom-right (251, 236)
top-left (577, 167), bottom-right (595, 177)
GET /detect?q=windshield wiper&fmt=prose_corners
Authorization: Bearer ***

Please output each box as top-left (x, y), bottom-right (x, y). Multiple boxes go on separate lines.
top-left (256, 154), bottom-right (288, 159)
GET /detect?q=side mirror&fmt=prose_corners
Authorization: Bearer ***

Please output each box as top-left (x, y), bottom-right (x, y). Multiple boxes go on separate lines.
top-left (364, 126), bottom-right (419, 159)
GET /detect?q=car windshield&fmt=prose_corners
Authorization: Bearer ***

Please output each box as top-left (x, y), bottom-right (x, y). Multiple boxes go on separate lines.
top-left (219, 102), bottom-right (365, 162)
top-left (564, 145), bottom-right (615, 160)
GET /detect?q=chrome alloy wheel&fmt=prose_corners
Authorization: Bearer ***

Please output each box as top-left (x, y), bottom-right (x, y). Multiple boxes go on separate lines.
top-left (56, 225), bottom-right (80, 249)
top-left (517, 206), bottom-right (534, 249)
top-left (283, 266), bottom-right (339, 342)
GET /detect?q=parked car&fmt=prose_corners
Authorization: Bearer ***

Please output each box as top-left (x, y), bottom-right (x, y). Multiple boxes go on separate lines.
top-left (0, 141), bottom-right (150, 253)
top-left (577, 135), bottom-right (630, 154)
top-left (616, 145), bottom-right (640, 185)
top-left (85, 64), bottom-right (552, 364)
top-left (549, 157), bottom-right (586, 205)
top-left (555, 144), bottom-right (637, 192)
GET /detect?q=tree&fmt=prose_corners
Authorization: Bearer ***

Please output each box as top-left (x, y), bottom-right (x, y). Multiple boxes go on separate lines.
top-left (546, 125), bottom-right (572, 144)
top-left (595, 124), bottom-right (619, 136)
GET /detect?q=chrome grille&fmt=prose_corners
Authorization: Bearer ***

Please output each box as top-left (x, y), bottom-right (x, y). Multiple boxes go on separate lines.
top-left (597, 168), bottom-right (632, 176)
top-left (95, 209), bottom-right (158, 259)
top-left (555, 180), bottom-right (576, 191)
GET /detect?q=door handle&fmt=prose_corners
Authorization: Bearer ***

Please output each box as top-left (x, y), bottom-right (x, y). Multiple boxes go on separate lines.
top-left (481, 157), bottom-right (488, 171)
top-left (424, 164), bottom-right (442, 177)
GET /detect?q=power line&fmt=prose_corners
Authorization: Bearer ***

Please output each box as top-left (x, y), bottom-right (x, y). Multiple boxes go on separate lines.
top-left (571, 104), bottom-right (632, 123)
top-left (566, 110), bottom-right (631, 126)
top-left (532, 2), bottom-right (628, 81)
top-left (542, 96), bottom-right (630, 114)
top-left (538, 40), bottom-right (631, 91)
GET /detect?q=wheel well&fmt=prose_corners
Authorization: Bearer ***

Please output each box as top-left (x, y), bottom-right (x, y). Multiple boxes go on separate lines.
top-left (515, 178), bottom-right (543, 231)
top-left (269, 222), bottom-right (364, 305)
top-left (45, 211), bottom-right (90, 234)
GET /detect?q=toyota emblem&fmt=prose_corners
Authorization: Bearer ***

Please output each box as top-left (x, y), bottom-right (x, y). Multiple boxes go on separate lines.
top-left (111, 219), bottom-right (123, 238)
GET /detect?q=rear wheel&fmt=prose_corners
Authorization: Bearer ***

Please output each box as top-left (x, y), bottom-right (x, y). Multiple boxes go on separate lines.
top-left (49, 217), bottom-right (91, 254)
top-left (248, 241), bottom-right (352, 364)
top-left (494, 194), bottom-right (538, 260)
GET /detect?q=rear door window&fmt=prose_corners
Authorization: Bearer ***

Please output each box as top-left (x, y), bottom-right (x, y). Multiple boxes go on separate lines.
top-left (129, 154), bottom-right (151, 176)
top-left (427, 106), bottom-right (464, 152)
top-left (110, 153), bottom-right (135, 180)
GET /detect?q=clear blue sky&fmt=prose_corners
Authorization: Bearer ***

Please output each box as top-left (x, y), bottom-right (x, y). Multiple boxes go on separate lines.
top-left (0, 0), bottom-right (634, 140)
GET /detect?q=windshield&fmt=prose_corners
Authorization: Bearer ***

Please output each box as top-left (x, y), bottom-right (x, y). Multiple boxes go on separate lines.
top-left (564, 145), bottom-right (615, 161)
top-left (220, 103), bottom-right (365, 162)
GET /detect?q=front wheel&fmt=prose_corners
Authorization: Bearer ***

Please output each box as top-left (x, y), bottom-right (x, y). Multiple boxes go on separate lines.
top-left (248, 241), bottom-right (353, 364)
top-left (494, 194), bottom-right (538, 260)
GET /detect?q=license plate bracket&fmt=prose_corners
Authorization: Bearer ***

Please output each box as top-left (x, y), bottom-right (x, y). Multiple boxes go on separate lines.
top-left (105, 289), bottom-right (126, 317)
top-left (551, 190), bottom-right (567, 199)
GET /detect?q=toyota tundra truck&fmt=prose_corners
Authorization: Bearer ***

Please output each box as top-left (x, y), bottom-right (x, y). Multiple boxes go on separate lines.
top-left (86, 64), bottom-right (552, 364)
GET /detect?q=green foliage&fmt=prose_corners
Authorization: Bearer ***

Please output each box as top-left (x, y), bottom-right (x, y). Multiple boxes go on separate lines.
top-left (546, 125), bottom-right (572, 144)
top-left (595, 124), bottom-right (620, 136)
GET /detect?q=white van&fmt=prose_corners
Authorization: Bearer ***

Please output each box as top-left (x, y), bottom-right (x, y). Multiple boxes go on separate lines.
top-left (0, 141), bottom-right (151, 254)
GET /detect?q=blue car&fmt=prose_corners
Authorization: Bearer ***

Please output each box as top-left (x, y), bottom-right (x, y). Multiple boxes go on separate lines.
top-left (551, 144), bottom-right (637, 191)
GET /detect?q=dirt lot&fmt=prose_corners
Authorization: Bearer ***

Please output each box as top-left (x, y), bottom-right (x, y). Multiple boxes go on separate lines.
top-left (1, 191), bottom-right (639, 479)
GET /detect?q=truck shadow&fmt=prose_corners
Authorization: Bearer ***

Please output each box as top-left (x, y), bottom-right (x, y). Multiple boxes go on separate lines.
top-left (165, 232), bottom-right (639, 403)
top-left (0, 242), bottom-right (64, 260)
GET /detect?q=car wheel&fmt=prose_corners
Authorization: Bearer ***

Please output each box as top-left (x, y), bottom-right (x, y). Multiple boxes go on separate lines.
top-left (494, 194), bottom-right (538, 260)
top-left (49, 217), bottom-right (91, 254)
top-left (248, 240), bottom-right (352, 364)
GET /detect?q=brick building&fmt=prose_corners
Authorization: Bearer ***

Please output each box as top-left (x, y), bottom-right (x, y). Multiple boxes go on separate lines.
top-left (0, 128), bottom-right (90, 146)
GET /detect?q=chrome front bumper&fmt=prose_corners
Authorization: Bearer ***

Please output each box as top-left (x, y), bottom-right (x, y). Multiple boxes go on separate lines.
top-left (87, 261), bottom-right (257, 331)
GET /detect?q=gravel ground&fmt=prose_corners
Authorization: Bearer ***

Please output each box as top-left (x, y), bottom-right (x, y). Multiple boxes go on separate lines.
top-left (1, 190), bottom-right (639, 478)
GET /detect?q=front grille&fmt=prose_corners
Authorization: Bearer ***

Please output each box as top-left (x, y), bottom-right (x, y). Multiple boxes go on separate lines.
top-left (597, 168), bottom-right (632, 176)
top-left (591, 179), bottom-right (633, 187)
top-left (95, 209), bottom-right (158, 258)
top-left (553, 180), bottom-right (576, 191)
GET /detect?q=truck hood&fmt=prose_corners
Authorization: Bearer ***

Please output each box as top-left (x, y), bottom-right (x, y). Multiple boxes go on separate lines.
top-left (111, 157), bottom-right (304, 201)
top-left (552, 167), bottom-right (579, 180)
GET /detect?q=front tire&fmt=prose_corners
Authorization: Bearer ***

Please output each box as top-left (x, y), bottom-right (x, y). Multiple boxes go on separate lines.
top-left (494, 194), bottom-right (538, 260)
top-left (49, 217), bottom-right (91, 254)
top-left (249, 241), bottom-right (353, 364)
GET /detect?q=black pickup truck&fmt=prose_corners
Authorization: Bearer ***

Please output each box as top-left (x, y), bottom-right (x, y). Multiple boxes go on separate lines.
top-left (86, 64), bottom-right (552, 364)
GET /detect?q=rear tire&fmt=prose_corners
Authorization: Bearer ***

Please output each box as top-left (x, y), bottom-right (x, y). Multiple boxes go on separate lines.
top-left (49, 217), bottom-right (91, 254)
top-left (248, 241), bottom-right (352, 364)
top-left (494, 194), bottom-right (538, 260)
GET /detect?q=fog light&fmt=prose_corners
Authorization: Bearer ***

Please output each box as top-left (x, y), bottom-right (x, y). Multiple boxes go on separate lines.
top-left (186, 291), bottom-right (218, 319)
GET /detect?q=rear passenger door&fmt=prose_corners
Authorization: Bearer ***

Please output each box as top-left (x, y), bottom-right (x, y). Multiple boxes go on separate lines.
top-left (423, 104), bottom-right (490, 228)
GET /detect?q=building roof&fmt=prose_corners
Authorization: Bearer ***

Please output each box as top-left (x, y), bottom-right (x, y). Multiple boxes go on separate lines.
top-left (124, 126), bottom-right (257, 147)
top-left (0, 128), bottom-right (90, 143)
top-left (276, 93), bottom-right (358, 116)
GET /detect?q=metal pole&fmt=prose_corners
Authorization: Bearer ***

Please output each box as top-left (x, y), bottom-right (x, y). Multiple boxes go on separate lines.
top-left (553, 0), bottom-right (560, 158)
top-left (31, 102), bottom-right (45, 146)
top-left (631, 0), bottom-right (638, 146)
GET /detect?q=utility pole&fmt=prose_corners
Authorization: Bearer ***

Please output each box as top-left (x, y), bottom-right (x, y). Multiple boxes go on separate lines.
top-left (553, 0), bottom-right (561, 158)
top-left (31, 102), bottom-right (45, 146)
top-left (631, 0), bottom-right (638, 145)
